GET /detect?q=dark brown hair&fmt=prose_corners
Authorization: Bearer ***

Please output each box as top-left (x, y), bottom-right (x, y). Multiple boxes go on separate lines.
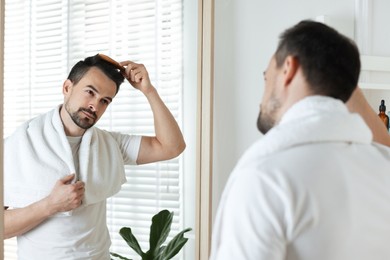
top-left (275, 20), bottom-right (360, 102)
top-left (67, 54), bottom-right (125, 94)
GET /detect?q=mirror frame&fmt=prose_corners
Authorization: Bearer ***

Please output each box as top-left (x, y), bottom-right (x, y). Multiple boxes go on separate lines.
top-left (196, 0), bottom-right (214, 259)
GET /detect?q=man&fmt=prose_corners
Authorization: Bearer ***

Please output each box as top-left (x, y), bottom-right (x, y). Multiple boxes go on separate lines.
top-left (4, 54), bottom-right (186, 259)
top-left (210, 20), bottom-right (390, 260)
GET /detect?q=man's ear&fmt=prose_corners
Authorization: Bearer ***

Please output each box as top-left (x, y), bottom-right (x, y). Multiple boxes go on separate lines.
top-left (282, 55), bottom-right (299, 86)
top-left (62, 79), bottom-right (73, 95)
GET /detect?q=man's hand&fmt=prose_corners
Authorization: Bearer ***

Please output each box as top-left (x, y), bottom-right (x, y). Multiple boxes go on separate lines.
top-left (119, 61), bottom-right (155, 94)
top-left (4, 174), bottom-right (85, 238)
top-left (45, 174), bottom-right (85, 214)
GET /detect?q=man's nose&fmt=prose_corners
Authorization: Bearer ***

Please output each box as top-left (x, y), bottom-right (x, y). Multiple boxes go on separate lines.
top-left (88, 103), bottom-right (96, 112)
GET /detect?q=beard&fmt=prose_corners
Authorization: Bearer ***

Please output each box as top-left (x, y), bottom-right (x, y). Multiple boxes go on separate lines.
top-left (64, 103), bottom-right (97, 130)
top-left (256, 94), bottom-right (281, 135)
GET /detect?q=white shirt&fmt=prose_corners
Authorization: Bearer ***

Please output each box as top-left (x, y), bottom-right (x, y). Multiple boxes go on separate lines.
top-left (18, 202), bottom-right (111, 260)
top-left (210, 96), bottom-right (390, 260)
top-left (17, 132), bottom-right (141, 260)
top-left (67, 135), bottom-right (82, 179)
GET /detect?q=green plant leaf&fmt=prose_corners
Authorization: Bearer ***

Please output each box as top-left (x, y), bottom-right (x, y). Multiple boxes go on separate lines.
top-left (115, 209), bottom-right (192, 260)
top-left (156, 246), bottom-right (166, 257)
top-left (154, 246), bottom-right (166, 260)
top-left (141, 250), bottom-right (154, 260)
top-left (157, 228), bottom-right (192, 260)
top-left (110, 252), bottom-right (133, 260)
top-left (119, 227), bottom-right (145, 258)
top-left (149, 210), bottom-right (173, 255)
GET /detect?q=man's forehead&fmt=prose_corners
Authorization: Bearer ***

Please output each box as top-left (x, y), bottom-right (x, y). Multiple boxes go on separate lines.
top-left (79, 68), bottom-right (117, 95)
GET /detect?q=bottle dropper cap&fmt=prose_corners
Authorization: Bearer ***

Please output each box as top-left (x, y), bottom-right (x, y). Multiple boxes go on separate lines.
top-left (379, 99), bottom-right (386, 112)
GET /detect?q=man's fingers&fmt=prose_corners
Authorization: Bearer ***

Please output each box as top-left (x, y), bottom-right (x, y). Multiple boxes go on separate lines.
top-left (134, 72), bottom-right (143, 83)
top-left (74, 181), bottom-right (85, 192)
top-left (60, 174), bottom-right (75, 184)
top-left (128, 68), bottom-right (142, 82)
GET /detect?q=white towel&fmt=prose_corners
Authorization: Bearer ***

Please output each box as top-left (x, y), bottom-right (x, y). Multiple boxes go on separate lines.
top-left (253, 96), bottom-right (372, 156)
top-left (4, 105), bottom-right (127, 211)
top-left (232, 96), bottom-right (374, 173)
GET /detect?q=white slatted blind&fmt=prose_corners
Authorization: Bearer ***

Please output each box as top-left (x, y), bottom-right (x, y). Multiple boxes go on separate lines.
top-left (3, 0), bottom-right (184, 259)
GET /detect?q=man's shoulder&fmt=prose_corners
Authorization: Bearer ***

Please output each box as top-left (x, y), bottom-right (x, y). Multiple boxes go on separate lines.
top-left (93, 128), bottom-right (123, 139)
top-left (372, 141), bottom-right (390, 154)
top-left (20, 108), bottom-right (56, 127)
top-left (236, 140), bottom-right (390, 184)
top-left (92, 128), bottom-right (137, 147)
top-left (5, 108), bottom-right (56, 140)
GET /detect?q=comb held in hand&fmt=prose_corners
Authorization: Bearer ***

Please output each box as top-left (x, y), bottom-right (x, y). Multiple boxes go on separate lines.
top-left (98, 53), bottom-right (125, 73)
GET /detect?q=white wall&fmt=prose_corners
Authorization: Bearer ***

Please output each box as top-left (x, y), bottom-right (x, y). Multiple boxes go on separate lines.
top-left (356, 0), bottom-right (390, 112)
top-left (212, 0), bottom-right (356, 220)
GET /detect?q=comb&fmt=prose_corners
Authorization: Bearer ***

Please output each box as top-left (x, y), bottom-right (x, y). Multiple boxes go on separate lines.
top-left (98, 53), bottom-right (126, 73)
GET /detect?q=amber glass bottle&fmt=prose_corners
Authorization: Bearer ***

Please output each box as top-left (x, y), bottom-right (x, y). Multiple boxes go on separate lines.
top-left (378, 100), bottom-right (389, 130)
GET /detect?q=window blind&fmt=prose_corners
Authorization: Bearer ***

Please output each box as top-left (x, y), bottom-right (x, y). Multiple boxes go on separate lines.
top-left (3, 0), bottom-right (184, 259)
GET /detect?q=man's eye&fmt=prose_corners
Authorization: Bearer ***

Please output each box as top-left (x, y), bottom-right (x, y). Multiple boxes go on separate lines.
top-left (101, 99), bottom-right (110, 105)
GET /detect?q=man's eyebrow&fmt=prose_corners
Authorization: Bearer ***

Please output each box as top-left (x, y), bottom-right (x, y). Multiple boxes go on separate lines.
top-left (86, 85), bottom-right (113, 102)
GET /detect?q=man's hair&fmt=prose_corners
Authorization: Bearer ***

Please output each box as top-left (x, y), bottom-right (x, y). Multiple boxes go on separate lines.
top-left (274, 20), bottom-right (360, 102)
top-left (67, 54), bottom-right (125, 94)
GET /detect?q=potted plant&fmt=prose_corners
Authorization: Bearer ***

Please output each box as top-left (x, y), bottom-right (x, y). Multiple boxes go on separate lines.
top-left (111, 209), bottom-right (192, 260)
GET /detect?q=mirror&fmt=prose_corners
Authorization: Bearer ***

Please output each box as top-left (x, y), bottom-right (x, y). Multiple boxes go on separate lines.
top-left (2, 1), bottom-right (198, 259)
